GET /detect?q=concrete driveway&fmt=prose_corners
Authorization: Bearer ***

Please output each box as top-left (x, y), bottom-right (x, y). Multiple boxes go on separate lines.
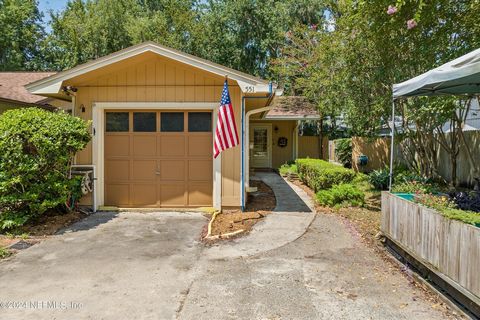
top-left (0, 211), bottom-right (457, 320)
top-left (0, 212), bottom-right (207, 320)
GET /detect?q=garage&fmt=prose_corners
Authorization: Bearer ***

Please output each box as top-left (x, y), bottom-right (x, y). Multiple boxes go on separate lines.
top-left (104, 110), bottom-right (213, 207)
top-left (26, 42), bottom-right (280, 210)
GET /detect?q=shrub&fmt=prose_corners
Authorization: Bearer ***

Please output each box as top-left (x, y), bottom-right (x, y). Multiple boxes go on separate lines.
top-left (441, 209), bottom-right (480, 227)
top-left (395, 170), bottom-right (430, 185)
top-left (279, 162), bottom-right (297, 176)
top-left (316, 183), bottom-right (365, 207)
top-left (296, 159), bottom-right (356, 192)
top-left (0, 108), bottom-right (91, 230)
top-left (448, 191), bottom-right (480, 213)
top-left (392, 181), bottom-right (439, 194)
top-left (335, 138), bottom-right (352, 168)
top-left (0, 247), bottom-right (10, 259)
top-left (415, 192), bottom-right (480, 227)
top-left (368, 168), bottom-right (390, 190)
top-left (352, 172), bottom-right (375, 193)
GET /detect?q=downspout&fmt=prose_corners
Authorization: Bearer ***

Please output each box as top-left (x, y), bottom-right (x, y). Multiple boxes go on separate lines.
top-left (241, 82), bottom-right (274, 211)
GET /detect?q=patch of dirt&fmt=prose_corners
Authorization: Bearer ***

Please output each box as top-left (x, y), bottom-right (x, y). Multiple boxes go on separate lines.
top-left (208, 180), bottom-right (276, 240)
top-left (20, 210), bottom-right (88, 237)
top-left (0, 210), bottom-right (88, 258)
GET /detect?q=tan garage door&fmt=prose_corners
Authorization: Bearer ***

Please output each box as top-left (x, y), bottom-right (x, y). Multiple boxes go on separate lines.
top-left (104, 110), bottom-right (213, 207)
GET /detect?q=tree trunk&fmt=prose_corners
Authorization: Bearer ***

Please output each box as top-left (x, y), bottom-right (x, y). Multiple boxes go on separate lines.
top-left (318, 117), bottom-right (324, 159)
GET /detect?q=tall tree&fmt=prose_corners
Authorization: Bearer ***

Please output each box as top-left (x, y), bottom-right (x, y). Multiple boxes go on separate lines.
top-left (273, 0), bottom-right (480, 136)
top-left (194, 0), bottom-right (327, 77)
top-left (41, 0), bottom-right (139, 70)
top-left (0, 0), bottom-right (44, 70)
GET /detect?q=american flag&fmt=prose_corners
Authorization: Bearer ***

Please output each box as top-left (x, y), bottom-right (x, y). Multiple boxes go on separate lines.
top-left (214, 80), bottom-right (239, 158)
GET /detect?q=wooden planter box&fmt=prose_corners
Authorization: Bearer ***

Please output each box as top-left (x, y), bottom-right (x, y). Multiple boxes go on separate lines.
top-left (381, 192), bottom-right (480, 312)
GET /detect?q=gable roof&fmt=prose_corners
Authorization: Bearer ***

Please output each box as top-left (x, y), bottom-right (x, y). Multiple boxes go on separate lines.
top-left (26, 41), bottom-right (277, 96)
top-left (0, 72), bottom-right (56, 105)
top-left (264, 96), bottom-right (320, 120)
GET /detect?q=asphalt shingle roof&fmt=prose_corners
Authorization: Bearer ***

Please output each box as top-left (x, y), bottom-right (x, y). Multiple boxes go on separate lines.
top-left (0, 72), bottom-right (56, 104)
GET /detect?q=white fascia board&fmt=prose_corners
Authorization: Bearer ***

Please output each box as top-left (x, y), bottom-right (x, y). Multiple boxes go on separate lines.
top-left (26, 42), bottom-right (271, 95)
top-left (236, 81), bottom-right (272, 94)
top-left (29, 81), bottom-right (63, 95)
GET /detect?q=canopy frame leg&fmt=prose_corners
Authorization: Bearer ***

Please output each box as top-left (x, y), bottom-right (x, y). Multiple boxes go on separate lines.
top-left (389, 98), bottom-right (396, 191)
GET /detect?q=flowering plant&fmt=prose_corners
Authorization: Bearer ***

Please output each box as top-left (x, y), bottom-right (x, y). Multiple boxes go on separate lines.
top-left (387, 5), bottom-right (398, 15)
top-left (416, 192), bottom-right (456, 211)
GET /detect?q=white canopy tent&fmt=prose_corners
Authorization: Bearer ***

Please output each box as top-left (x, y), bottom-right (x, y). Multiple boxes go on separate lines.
top-left (389, 48), bottom-right (480, 189)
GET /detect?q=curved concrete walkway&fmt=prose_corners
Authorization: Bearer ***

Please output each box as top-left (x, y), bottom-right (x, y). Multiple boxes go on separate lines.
top-left (206, 172), bottom-right (316, 259)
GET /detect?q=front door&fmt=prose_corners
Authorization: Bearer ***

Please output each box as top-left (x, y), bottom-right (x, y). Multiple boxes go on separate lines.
top-left (250, 124), bottom-right (272, 168)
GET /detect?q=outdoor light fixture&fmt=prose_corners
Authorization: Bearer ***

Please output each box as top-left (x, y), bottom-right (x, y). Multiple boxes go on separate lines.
top-left (62, 85), bottom-right (78, 95)
top-left (80, 104), bottom-right (86, 113)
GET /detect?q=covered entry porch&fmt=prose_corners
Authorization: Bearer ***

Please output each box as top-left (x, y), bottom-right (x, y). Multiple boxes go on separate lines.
top-left (246, 96), bottom-right (326, 173)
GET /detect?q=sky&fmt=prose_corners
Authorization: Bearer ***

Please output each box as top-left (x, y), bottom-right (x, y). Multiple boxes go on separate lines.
top-left (38, 0), bottom-right (67, 26)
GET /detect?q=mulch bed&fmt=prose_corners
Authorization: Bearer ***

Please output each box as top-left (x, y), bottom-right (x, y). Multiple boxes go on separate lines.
top-left (0, 210), bottom-right (88, 258)
top-left (207, 180), bottom-right (276, 240)
top-left (19, 210), bottom-right (88, 236)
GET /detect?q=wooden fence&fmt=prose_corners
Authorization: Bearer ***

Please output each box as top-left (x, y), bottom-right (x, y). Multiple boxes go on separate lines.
top-left (328, 140), bottom-right (340, 164)
top-left (351, 131), bottom-right (480, 186)
top-left (298, 136), bottom-right (328, 160)
top-left (352, 137), bottom-right (390, 172)
top-left (381, 192), bottom-right (480, 311)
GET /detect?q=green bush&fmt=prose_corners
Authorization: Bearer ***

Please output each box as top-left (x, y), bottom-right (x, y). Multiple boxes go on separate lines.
top-left (392, 181), bottom-right (439, 194)
top-left (0, 108), bottom-right (91, 230)
top-left (0, 247), bottom-right (10, 259)
top-left (352, 172), bottom-right (375, 193)
top-left (368, 168), bottom-right (390, 190)
top-left (441, 208), bottom-right (480, 227)
top-left (296, 158), bottom-right (356, 192)
top-left (415, 192), bottom-right (480, 227)
top-left (316, 183), bottom-right (365, 207)
top-left (279, 162), bottom-right (297, 176)
top-left (335, 138), bottom-right (352, 168)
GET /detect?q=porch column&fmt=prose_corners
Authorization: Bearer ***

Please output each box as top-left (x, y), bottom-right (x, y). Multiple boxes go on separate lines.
top-left (294, 121), bottom-right (299, 159)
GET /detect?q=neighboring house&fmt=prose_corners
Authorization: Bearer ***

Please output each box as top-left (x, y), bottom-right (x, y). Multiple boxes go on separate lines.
top-left (26, 42), bottom-right (321, 210)
top-left (442, 97), bottom-right (480, 132)
top-left (0, 72), bottom-right (71, 113)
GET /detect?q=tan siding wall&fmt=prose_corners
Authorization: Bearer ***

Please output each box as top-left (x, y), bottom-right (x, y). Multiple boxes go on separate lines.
top-left (48, 99), bottom-right (72, 110)
top-left (0, 103), bottom-right (20, 114)
top-left (250, 120), bottom-right (328, 168)
top-left (69, 54), bottom-right (241, 207)
top-left (298, 136), bottom-right (328, 160)
top-left (271, 120), bottom-right (296, 168)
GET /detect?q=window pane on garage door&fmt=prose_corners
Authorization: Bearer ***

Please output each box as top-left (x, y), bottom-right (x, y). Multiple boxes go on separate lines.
top-left (106, 112), bottom-right (129, 132)
top-left (161, 112), bottom-right (184, 132)
top-left (133, 112), bottom-right (156, 132)
top-left (188, 112), bottom-right (211, 132)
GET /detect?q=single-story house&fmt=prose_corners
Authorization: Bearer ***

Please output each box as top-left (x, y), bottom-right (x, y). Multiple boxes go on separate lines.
top-left (26, 41), bottom-right (322, 210)
top-left (0, 72), bottom-right (71, 113)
